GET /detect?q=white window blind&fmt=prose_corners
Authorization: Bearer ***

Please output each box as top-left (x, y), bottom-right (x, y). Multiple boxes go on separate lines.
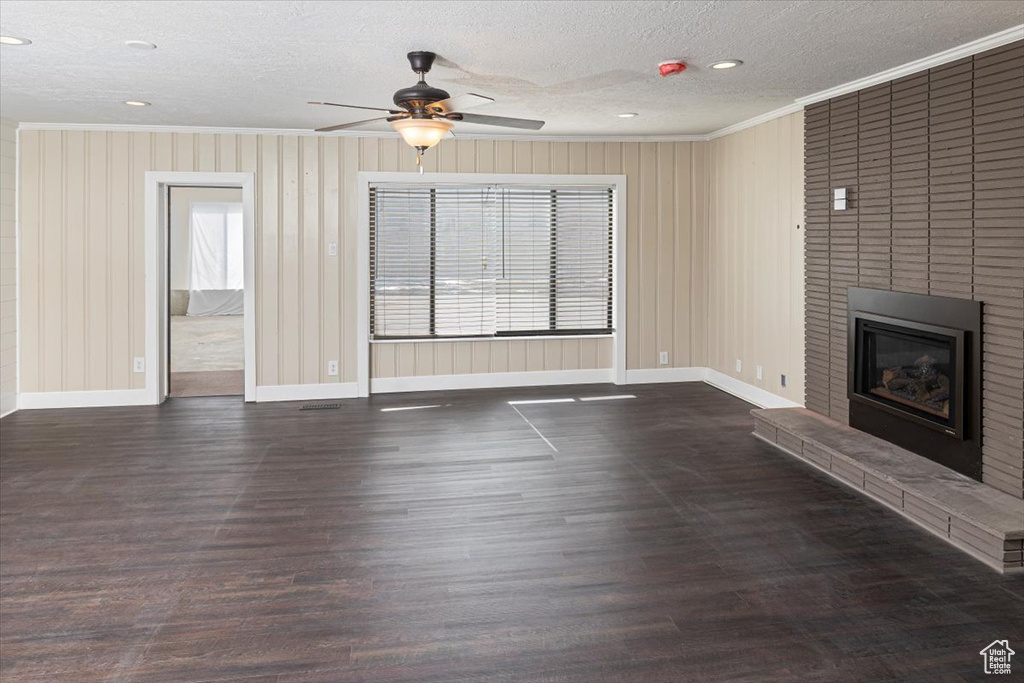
top-left (370, 184), bottom-right (613, 339)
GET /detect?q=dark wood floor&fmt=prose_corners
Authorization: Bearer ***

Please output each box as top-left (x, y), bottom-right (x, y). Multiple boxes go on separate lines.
top-left (1, 383), bottom-right (1021, 682)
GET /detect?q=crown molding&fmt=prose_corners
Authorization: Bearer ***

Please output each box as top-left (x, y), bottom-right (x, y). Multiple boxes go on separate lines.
top-left (793, 23), bottom-right (1024, 107)
top-left (17, 122), bottom-right (383, 136)
top-left (706, 102), bottom-right (804, 140)
top-left (15, 121), bottom-right (708, 142)
top-left (703, 24), bottom-right (1023, 138)
top-left (16, 25), bottom-right (1023, 144)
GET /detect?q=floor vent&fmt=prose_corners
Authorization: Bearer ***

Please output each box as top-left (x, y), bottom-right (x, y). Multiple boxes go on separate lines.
top-left (300, 402), bottom-right (341, 411)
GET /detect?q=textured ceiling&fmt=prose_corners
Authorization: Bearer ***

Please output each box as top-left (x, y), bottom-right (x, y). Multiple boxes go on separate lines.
top-left (1, 0), bottom-right (1022, 136)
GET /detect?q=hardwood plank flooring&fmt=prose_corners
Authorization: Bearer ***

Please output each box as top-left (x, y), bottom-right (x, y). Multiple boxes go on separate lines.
top-left (1, 383), bottom-right (1021, 682)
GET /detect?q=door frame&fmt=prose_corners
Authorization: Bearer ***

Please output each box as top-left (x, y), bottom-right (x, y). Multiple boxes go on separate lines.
top-left (144, 171), bottom-right (256, 403)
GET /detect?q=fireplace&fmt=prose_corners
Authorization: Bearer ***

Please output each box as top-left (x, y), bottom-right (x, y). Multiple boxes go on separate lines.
top-left (853, 314), bottom-right (963, 437)
top-left (848, 288), bottom-right (982, 481)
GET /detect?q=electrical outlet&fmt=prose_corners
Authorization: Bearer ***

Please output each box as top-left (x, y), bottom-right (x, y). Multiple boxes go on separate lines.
top-left (735, 359), bottom-right (742, 373)
top-left (781, 373), bottom-right (787, 388)
top-left (327, 360), bottom-right (339, 377)
top-left (328, 242), bottom-right (338, 257)
top-left (659, 351), bottom-right (668, 366)
top-left (756, 365), bottom-right (763, 381)
top-left (133, 357), bottom-right (145, 373)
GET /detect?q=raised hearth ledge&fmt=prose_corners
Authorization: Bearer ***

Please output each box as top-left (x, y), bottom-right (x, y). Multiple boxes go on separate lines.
top-left (751, 408), bottom-right (1024, 574)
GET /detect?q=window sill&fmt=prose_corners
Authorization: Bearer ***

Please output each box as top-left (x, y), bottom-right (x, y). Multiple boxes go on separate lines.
top-left (371, 334), bottom-right (615, 344)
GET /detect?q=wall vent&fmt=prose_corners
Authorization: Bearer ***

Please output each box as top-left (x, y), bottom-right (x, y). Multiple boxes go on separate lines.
top-left (300, 402), bottom-right (341, 411)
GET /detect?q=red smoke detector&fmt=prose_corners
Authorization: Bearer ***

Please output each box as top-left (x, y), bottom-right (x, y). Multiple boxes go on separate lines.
top-left (658, 60), bottom-right (687, 77)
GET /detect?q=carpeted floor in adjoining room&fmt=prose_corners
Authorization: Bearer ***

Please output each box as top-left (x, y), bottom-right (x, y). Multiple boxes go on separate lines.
top-left (170, 314), bottom-right (243, 397)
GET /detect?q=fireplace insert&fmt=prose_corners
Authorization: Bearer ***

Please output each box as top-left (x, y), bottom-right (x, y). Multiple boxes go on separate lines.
top-left (852, 313), bottom-right (963, 438)
top-left (848, 288), bottom-right (981, 481)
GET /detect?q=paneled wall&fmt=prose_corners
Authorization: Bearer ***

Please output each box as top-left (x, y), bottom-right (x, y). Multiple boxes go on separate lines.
top-left (804, 41), bottom-right (1024, 498)
top-left (372, 141), bottom-right (698, 377)
top-left (17, 133), bottom-right (704, 391)
top-left (704, 112), bottom-right (805, 404)
top-left (0, 118), bottom-right (16, 415)
top-left (372, 337), bottom-right (613, 378)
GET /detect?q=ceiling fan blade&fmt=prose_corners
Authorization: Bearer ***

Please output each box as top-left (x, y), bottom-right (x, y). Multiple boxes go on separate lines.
top-left (316, 116), bottom-right (390, 132)
top-left (309, 101), bottom-right (400, 114)
top-left (455, 113), bottom-right (545, 130)
top-left (427, 93), bottom-right (495, 114)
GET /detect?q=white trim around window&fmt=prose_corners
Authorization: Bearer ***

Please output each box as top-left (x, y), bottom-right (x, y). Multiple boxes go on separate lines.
top-left (356, 172), bottom-right (627, 397)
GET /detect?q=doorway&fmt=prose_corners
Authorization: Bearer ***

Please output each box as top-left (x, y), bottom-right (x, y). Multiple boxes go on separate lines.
top-left (145, 172), bottom-right (256, 404)
top-left (168, 186), bottom-right (245, 397)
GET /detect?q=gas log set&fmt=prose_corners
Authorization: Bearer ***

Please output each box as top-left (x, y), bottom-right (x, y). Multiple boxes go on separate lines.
top-left (870, 355), bottom-right (951, 419)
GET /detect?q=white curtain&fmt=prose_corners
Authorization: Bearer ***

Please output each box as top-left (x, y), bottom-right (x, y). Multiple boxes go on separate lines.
top-left (187, 202), bottom-right (244, 316)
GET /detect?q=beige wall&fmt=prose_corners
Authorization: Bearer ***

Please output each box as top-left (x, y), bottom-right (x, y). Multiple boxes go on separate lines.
top-left (373, 337), bottom-right (614, 378)
top-left (703, 111), bottom-right (805, 403)
top-left (0, 119), bottom-right (16, 414)
top-left (169, 186), bottom-right (244, 291)
top-left (17, 132), bottom-right (705, 391)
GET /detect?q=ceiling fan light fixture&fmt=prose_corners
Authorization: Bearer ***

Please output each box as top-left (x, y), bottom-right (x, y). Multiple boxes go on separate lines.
top-left (391, 117), bottom-right (453, 149)
top-left (709, 60), bottom-right (743, 70)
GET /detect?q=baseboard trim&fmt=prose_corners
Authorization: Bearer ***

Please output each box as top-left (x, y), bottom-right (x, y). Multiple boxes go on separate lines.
top-left (10, 370), bottom-right (803, 409)
top-left (254, 382), bottom-right (360, 403)
top-left (371, 369), bottom-right (614, 394)
top-left (624, 367), bottom-right (706, 384)
top-left (19, 389), bottom-right (151, 410)
top-left (703, 369), bottom-right (802, 409)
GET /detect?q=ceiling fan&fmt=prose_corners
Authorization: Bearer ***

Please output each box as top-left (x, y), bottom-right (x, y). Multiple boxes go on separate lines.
top-left (309, 51), bottom-right (545, 162)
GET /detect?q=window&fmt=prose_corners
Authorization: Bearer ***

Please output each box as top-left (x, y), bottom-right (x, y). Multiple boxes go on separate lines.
top-left (189, 202), bottom-right (244, 291)
top-left (370, 184), bottom-right (613, 339)
top-left (186, 202), bottom-right (244, 316)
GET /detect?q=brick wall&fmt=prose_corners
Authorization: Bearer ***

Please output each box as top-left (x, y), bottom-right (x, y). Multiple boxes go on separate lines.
top-left (804, 41), bottom-right (1024, 498)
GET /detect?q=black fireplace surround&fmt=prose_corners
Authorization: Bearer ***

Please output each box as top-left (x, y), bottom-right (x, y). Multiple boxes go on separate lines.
top-left (848, 288), bottom-right (982, 481)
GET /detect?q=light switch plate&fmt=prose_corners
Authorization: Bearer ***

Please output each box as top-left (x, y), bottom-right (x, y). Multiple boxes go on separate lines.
top-left (659, 351), bottom-right (668, 366)
top-left (756, 365), bottom-right (763, 380)
top-left (735, 359), bottom-right (742, 373)
top-left (833, 188), bottom-right (847, 211)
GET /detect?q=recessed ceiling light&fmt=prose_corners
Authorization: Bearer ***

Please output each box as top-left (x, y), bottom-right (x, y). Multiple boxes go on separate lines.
top-left (616, 112), bottom-right (639, 118)
top-left (123, 100), bottom-right (151, 107)
top-left (0, 35), bottom-right (32, 45)
top-left (709, 60), bottom-right (743, 70)
top-left (125, 40), bottom-right (157, 50)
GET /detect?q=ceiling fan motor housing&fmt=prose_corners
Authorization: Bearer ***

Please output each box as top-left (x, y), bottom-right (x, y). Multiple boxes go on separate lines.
top-left (395, 51), bottom-right (450, 114)
top-left (393, 82), bottom-right (451, 114)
